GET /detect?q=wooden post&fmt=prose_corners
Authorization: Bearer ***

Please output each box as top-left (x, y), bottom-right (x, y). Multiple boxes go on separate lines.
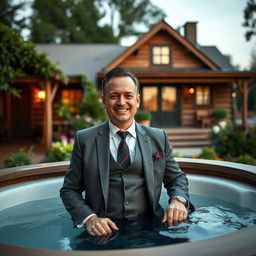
top-left (42, 80), bottom-right (59, 151)
top-left (241, 80), bottom-right (249, 130)
top-left (44, 80), bottom-right (53, 151)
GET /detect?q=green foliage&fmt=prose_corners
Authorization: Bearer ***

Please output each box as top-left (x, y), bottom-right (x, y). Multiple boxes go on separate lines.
top-left (43, 141), bottom-right (74, 162)
top-left (30, 0), bottom-right (118, 43)
top-left (210, 123), bottom-right (256, 160)
top-left (57, 74), bottom-right (107, 131)
top-left (0, 23), bottom-right (65, 96)
top-left (243, 0), bottom-right (256, 41)
top-left (135, 110), bottom-right (152, 121)
top-left (4, 147), bottom-right (33, 168)
top-left (29, 0), bottom-right (165, 43)
top-left (198, 147), bottom-right (218, 160)
top-left (236, 154), bottom-right (256, 165)
top-left (211, 109), bottom-right (228, 119)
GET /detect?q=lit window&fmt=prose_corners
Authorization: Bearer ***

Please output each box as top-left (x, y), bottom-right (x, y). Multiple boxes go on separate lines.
top-left (152, 46), bottom-right (170, 65)
top-left (196, 86), bottom-right (211, 106)
top-left (61, 90), bottom-right (83, 104)
top-left (142, 87), bottom-right (158, 111)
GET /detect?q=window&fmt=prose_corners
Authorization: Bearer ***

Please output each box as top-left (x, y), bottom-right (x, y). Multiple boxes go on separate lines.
top-left (61, 89), bottom-right (83, 104)
top-left (142, 87), bottom-right (158, 111)
top-left (162, 87), bottom-right (176, 111)
top-left (196, 86), bottom-right (211, 106)
top-left (152, 46), bottom-right (170, 65)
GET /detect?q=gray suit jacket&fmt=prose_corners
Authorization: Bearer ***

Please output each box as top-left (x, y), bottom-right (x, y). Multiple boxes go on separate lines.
top-left (60, 122), bottom-right (194, 226)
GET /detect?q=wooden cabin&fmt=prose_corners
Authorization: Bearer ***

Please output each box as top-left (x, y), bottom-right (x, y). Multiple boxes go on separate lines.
top-left (0, 20), bottom-right (254, 149)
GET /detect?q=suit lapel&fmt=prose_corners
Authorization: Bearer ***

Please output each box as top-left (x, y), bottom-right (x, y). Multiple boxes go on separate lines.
top-left (136, 123), bottom-right (155, 207)
top-left (96, 122), bottom-right (110, 210)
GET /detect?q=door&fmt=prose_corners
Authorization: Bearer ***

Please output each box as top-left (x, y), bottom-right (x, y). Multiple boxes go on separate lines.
top-left (141, 85), bottom-right (180, 127)
top-left (11, 85), bottom-right (32, 140)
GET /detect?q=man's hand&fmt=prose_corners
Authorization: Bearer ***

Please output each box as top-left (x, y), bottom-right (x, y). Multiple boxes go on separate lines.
top-left (162, 199), bottom-right (188, 225)
top-left (85, 215), bottom-right (119, 236)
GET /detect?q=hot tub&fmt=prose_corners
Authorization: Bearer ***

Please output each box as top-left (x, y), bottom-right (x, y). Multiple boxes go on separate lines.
top-left (0, 159), bottom-right (255, 256)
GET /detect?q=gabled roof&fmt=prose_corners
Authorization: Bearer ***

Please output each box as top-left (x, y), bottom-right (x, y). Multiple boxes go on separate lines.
top-left (104, 20), bottom-right (220, 71)
top-left (36, 44), bottom-right (126, 82)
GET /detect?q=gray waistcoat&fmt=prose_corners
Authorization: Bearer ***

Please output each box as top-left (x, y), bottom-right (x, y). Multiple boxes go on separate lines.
top-left (106, 142), bottom-right (151, 219)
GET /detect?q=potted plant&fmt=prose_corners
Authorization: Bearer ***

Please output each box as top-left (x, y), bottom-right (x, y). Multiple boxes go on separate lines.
top-left (135, 110), bottom-right (152, 126)
top-left (211, 109), bottom-right (228, 124)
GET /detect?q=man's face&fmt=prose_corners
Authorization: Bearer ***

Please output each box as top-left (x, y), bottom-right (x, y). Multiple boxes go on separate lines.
top-left (102, 76), bottom-right (140, 130)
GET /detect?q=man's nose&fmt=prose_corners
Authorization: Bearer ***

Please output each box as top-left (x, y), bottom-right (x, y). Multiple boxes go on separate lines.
top-left (117, 96), bottom-right (125, 105)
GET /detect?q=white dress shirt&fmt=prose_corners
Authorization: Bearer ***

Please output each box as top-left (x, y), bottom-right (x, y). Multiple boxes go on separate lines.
top-left (109, 120), bottom-right (137, 163)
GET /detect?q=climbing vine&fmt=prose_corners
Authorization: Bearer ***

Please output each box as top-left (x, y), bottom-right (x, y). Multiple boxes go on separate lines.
top-left (0, 23), bottom-right (65, 96)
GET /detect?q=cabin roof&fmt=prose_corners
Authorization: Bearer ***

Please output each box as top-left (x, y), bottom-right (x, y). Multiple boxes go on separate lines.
top-left (199, 46), bottom-right (236, 71)
top-left (36, 44), bottom-right (126, 81)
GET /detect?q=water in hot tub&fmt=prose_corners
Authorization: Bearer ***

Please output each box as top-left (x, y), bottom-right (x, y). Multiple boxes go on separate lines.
top-left (0, 193), bottom-right (255, 250)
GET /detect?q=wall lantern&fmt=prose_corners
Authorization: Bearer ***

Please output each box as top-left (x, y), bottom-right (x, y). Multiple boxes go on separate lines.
top-left (189, 87), bottom-right (195, 94)
top-left (38, 90), bottom-right (46, 100)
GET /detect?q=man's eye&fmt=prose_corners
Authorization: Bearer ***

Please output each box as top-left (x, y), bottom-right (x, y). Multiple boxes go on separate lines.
top-left (126, 95), bottom-right (133, 99)
top-left (110, 95), bottom-right (118, 99)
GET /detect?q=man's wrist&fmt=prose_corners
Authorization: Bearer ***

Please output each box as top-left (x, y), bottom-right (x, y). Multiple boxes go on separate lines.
top-left (172, 196), bottom-right (188, 207)
top-left (85, 215), bottom-right (98, 226)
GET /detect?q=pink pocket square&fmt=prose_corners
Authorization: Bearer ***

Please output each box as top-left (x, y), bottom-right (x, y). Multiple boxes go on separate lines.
top-left (152, 152), bottom-right (163, 161)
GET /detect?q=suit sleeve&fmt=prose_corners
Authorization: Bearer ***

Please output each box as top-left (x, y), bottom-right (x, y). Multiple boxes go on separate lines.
top-left (60, 132), bottom-right (96, 227)
top-left (162, 130), bottom-right (195, 211)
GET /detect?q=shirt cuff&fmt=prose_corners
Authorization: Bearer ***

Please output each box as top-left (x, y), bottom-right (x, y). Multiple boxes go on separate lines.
top-left (76, 214), bottom-right (97, 228)
top-left (172, 196), bottom-right (190, 209)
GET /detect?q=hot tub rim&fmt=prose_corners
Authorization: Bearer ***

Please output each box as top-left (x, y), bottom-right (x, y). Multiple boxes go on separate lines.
top-left (0, 159), bottom-right (255, 256)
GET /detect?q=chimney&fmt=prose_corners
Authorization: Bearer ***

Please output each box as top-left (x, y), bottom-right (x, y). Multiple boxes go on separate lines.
top-left (184, 22), bottom-right (197, 44)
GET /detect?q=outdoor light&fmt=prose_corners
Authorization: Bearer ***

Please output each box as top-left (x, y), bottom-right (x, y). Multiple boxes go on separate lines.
top-left (38, 90), bottom-right (46, 100)
top-left (189, 87), bottom-right (195, 94)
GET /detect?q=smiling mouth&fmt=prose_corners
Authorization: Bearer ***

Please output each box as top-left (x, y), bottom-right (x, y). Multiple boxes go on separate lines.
top-left (115, 108), bottom-right (129, 112)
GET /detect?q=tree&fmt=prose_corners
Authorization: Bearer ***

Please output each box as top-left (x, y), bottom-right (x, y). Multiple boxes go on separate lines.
top-left (243, 0), bottom-right (256, 41)
top-left (29, 0), bottom-right (165, 43)
top-left (103, 0), bottom-right (166, 41)
top-left (0, 0), bottom-right (27, 32)
top-left (30, 0), bottom-right (118, 43)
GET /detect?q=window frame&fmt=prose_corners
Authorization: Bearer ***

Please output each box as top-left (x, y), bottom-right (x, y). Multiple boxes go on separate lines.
top-left (150, 44), bottom-right (172, 66)
top-left (194, 85), bottom-right (213, 108)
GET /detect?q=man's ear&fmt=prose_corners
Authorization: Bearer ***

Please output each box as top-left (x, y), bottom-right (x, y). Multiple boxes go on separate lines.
top-left (101, 95), bottom-right (105, 105)
top-left (136, 94), bottom-right (141, 108)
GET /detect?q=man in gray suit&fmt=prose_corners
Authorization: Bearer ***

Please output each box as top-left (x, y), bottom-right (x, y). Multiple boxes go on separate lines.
top-left (60, 67), bottom-right (194, 237)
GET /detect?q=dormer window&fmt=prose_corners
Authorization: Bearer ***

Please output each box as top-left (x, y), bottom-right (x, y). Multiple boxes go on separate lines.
top-left (152, 46), bottom-right (170, 65)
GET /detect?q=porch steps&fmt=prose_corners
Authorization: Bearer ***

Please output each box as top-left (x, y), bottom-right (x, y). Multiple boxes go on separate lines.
top-left (164, 128), bottom-right (211, 148)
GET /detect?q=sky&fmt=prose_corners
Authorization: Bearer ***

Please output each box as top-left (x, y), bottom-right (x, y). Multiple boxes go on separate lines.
top-left (135, 0), bottom-right (255, 70)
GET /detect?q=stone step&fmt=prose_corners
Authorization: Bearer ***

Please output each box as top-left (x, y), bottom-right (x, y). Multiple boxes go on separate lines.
top-left (164, 128), bottom-right (211, 148)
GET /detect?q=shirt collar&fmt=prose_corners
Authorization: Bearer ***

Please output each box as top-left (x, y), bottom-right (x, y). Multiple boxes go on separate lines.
top-left (109, 120), bottom-right (136, 139)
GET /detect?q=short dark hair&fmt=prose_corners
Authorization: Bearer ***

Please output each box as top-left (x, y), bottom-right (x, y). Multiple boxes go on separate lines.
top-left (102, 67), bottom-right (140, 95)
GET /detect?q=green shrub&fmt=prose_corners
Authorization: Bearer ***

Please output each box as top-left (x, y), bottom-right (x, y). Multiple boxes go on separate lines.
top-left (211, 109), bottom-right (228, 119)
top-left (235, 154), bottom-right (256, 165)
top-left (43, 141), bottom-right (74, 162)
top-left (57, 74), bottom-right (107, 132)
top-left (198, 147), bottom-right (218, 160)
top-left (4, 147), bottom-right (33, 168)
top-left (135, 110), bottom-right (152, 121)
top-left (210, 124), bottom-right (256, 158)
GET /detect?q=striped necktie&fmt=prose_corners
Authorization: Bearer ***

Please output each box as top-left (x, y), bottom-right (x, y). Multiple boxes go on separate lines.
top-left (117, 131), bottom-right (131, 169)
